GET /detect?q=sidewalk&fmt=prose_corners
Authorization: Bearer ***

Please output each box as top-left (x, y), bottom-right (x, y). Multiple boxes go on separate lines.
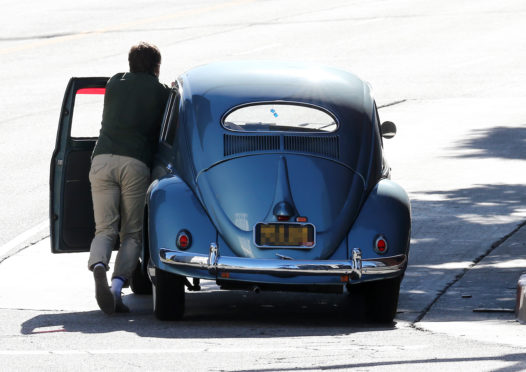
top-left (417, 223), bottom-right (526, 348)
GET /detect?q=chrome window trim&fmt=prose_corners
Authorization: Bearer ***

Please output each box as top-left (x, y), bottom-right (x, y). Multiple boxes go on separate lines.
top-left (221, 101), bottom-right (340, 133)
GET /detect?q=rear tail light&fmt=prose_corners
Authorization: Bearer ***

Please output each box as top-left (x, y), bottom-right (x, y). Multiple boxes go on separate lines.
top-left (374, 235), bottom-right (388, 254)
top-left (176, 230), bottom-right (192, 250)
top-left (277, 215), bottom-right (290, 221)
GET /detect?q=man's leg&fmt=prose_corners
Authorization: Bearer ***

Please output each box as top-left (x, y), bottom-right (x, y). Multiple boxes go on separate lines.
top-left (88, 154), bottom-right (121, 268)
top-left (88, 154), bottom-right (121, 314)
top-left (112, 156), bottom-right (150, 311)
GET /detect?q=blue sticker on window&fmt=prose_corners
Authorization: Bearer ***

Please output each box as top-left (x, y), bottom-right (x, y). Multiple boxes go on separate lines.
top-left (270, 108), bottom-right (278, 118)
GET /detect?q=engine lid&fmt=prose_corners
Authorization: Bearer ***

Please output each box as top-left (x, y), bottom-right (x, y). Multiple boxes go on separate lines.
top-left (196, 154), bottom-right (365, 259)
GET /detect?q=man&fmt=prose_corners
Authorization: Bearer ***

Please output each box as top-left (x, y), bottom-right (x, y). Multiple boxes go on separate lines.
top-left (88, 42), bottom-right (170, 314)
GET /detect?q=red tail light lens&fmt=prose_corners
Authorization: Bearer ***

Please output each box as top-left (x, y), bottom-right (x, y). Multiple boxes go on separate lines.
top-left (176, 230), bottom-right (191, 250)
top-left (277, 215), bottom-right (290, 221)
top-left (374, 236), bottom-right (388, 254)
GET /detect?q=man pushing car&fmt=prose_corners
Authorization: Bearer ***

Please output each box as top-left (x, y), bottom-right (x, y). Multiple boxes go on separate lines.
top-left (88, 42), bottom-right (170, 314)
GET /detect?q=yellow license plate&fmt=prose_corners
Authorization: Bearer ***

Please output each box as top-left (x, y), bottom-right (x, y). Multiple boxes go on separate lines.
top-left (255, 223), bottom-right (315, 248)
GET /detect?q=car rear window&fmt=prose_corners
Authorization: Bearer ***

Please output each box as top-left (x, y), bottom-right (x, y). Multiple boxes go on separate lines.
top-left (222, 103), bottom-right (338, 133)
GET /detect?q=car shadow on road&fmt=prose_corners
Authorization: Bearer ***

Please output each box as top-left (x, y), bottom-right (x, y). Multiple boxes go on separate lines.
top-left (20, 288), bottom-right (399, 338)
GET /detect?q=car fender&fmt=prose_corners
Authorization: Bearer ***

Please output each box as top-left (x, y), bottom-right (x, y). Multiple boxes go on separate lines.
top-left (348, 179), bottom-right (411, 260)
top-left (146, 175), bottom-right (217, 272)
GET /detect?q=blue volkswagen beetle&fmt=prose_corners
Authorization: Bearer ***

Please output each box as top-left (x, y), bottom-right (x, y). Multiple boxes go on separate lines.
top-left (50, 61), bottom-right (410, 322)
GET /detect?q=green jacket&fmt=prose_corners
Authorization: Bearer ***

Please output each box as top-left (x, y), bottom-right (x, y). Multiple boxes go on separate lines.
top-left (92, 72), bottom-right (170, 167)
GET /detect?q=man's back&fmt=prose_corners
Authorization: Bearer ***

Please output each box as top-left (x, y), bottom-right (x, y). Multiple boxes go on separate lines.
top-left (93, 72), bottom-right (170, 167)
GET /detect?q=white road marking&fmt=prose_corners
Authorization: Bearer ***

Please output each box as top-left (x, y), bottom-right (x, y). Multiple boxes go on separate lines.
top-left (234, 43), bottom-right (282, 55)
top-left (0, 220), bottom-right (48, 257)
top-left (0, 0), bottom-right (254, 55)
top-left (0, 344), bottom-right (428, 355)
top-left (453, 56), bottom-right (492, 69)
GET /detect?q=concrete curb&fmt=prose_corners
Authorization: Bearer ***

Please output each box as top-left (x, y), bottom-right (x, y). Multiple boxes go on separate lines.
top-left (516, 274), bottom-right (526, 323)
top-left (0, 221), bottom-right (49, 263)
top-left (417, 221), bottom-right (526, 347)
top-left (413, 220), bottom-right (526, 324)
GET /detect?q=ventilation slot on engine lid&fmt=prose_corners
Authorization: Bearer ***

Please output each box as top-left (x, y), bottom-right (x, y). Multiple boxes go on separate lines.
top-left (224, 134), bottom-right (280, 156)
top-left (284, 136), bottom-right (339, 159)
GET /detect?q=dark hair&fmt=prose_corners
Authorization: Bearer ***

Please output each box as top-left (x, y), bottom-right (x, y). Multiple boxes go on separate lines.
top-left (128, 42), bottom-right (161, 74)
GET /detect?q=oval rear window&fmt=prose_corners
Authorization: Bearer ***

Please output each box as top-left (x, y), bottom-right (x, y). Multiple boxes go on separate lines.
top-left (222, 103), bottom-right (338, 133)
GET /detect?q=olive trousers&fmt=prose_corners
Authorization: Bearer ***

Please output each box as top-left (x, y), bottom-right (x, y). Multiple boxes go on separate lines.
top-left (87, 154), bottom-right (150, 281)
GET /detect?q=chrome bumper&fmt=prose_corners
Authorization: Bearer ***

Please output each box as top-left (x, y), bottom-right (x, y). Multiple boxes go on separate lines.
top-left (159, 243), bottom-right (407, 280)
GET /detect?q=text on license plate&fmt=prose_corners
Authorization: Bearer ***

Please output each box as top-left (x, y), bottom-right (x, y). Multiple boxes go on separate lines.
top-left (255, 223), bottom-right (315, 248)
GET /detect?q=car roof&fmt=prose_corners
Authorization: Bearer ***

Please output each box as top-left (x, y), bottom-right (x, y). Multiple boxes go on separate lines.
top-left (172, 61), bottom-right (377, 184)
top-left (178, 61), bottom-right (369, 116)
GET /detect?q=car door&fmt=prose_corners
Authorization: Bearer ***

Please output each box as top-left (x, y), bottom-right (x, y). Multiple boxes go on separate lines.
top-left (50, 77), bottom-right (108, 253)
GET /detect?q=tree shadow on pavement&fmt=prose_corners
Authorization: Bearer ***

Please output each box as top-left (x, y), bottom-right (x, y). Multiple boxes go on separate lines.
top-left (451, 126), bottom-right (526, 160)
top-left (398, 183), bottom-right (526, 321)
top-left (409, 183), bottom-right (526, 263)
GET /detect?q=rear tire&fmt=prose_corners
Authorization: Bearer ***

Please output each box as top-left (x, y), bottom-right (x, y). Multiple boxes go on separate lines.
top-left (130, 260), bottom-right (152, 295)
top-left (152, 267), bottom-right (185, 321)
top-left (363, 276), bottom-right (402, 323)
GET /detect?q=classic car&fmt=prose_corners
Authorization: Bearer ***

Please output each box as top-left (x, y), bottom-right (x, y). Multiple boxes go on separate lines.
top-left (50, 61), bottom-right (411, 322)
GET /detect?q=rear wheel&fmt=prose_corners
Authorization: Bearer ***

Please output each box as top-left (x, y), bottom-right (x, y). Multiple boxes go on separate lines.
top-left (363, 276), bottom-right (402, 323)
top-left (130, 260), bottom-right (152, 295)
top-left (152, 267), bottom-right (185, 321)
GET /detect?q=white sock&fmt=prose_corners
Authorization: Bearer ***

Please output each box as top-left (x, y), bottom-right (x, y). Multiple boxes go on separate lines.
top-left (111, 277), bottom-right (125, 298)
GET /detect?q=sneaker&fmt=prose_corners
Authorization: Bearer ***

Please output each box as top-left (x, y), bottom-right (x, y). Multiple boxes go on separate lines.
top-left (93, 265), bottom-right (115, 314)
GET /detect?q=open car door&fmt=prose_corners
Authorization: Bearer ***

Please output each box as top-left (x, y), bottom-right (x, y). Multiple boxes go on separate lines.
top-left (50, 77), bottom-right (109, 253)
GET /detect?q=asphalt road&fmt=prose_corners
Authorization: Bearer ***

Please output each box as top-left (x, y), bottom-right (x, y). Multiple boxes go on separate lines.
top-left (1, 0), bottom-right (526, 370)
